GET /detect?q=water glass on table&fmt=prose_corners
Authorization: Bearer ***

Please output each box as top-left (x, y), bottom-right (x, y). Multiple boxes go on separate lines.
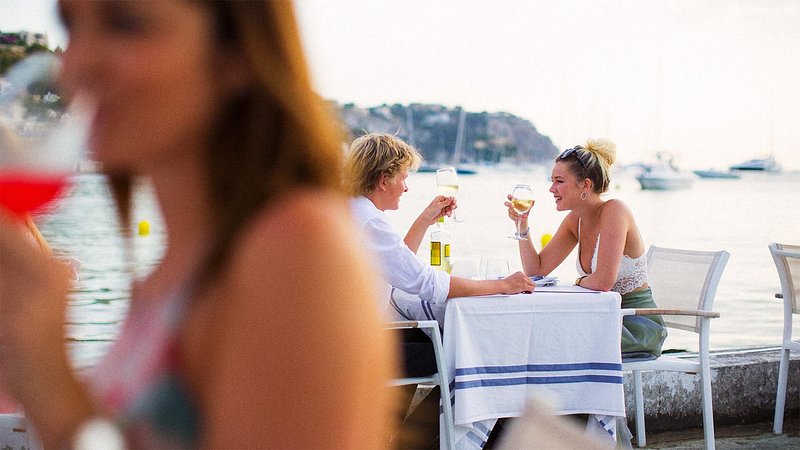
top-left (480, 257), bottom-right (509, 280)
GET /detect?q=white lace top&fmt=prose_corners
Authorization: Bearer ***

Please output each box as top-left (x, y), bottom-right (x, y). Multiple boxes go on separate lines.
top-left (576, 218), bottom-right (648, 295)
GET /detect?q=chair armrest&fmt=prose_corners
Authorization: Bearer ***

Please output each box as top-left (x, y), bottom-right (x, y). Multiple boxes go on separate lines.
top-left (774, 249), bottom-right (800, 259)
top-left (624, 308), bottom-right (720, 319)
top-left (384, 320), bottom-right (439, 330)
top-left (385, 320), bottom-right (419, 330)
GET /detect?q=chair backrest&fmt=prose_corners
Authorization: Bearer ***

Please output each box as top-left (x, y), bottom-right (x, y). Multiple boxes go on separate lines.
top-left (646, 245), bottom-right (730, 332)
top-left (769, 242), bottom-right (800, 315)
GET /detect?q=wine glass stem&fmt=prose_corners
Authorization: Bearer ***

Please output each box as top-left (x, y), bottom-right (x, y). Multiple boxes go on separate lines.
top-left (516, 218), bottom-right (521, 237)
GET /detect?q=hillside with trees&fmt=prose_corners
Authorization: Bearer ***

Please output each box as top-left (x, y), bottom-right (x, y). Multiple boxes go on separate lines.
top-left (331, 102), bottom-right (558, 166)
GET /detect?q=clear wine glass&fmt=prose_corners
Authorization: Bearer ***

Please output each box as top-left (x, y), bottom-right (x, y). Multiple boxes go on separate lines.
top-left (508, 184), bottom-right (534, 240)
top-left (436, 166), bottom-right (463, 222)
top-left (0, 53), bottom-right (88, 219)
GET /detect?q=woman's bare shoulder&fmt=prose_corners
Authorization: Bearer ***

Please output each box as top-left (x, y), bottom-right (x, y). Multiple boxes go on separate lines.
top-left (226, 187), bottom-right (376, 316)
top-left (601, 198), bottom-right (634, 217)
top-left (194, 188), bottom-right (394, 448)
top-left (239, 188), bottom-right (353, 251)
top-left (216, 186), bottom-right (385, 351)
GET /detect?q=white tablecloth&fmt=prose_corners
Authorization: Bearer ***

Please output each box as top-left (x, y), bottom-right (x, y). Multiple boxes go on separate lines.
top-left (442, 286), bottom-right (625, 449)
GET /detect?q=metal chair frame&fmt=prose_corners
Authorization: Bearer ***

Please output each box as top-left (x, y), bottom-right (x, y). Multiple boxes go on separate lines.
top-left (385, 320), bottom-right (455, 450)
top-left (621, 245), bottom-right (730, 450)
top-left (769, 242), bottom-right (800, 434)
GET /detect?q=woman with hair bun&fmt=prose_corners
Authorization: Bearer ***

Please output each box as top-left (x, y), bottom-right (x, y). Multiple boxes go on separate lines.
top-left (505, 138), bottom-right (666, 358)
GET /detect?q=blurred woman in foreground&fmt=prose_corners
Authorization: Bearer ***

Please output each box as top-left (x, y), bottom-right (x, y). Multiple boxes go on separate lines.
top-left (0, 1), bottom-right (395, 448)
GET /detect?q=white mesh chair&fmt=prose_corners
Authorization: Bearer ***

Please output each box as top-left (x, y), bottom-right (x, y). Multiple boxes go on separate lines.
top-left (769, 242), bottom-right (800, 434)
top-left (621, 245), bottom-right (729, 450)
top-left (385, 320), bottom-right (455, 450)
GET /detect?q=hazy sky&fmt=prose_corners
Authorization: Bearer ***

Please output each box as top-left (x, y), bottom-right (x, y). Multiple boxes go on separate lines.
top-left (4, 0), bottom-right (799, 169)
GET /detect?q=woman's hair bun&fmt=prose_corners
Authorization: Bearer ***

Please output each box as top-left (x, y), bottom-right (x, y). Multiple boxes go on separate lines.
top-left (585, 138), bottom-right (616, 168)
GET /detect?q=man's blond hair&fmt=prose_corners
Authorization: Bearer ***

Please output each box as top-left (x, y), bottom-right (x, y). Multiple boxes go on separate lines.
top-left (343, 133), bottom-right (422, 197)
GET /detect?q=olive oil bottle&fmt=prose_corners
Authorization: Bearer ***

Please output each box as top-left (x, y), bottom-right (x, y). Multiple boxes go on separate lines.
top-left (430, 217), bottom-right (451, 273)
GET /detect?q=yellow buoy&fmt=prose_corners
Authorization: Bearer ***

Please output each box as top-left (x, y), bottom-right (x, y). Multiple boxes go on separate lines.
top-left (138, 220), bottom-right (150, 236)
top-left (540, 233), bottom-right (552, 248)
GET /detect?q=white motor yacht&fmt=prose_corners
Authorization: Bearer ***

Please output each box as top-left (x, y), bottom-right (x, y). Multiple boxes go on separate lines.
top-left (636, 155), bottom-right (695, 190)
top-left (729, 156), bottom-right (781, 172)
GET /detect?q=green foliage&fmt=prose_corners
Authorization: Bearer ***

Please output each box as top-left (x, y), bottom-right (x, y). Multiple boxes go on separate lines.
top-left (0, 51), bottom-right (18, 75)
top-left (25, 42), bottom-right (50, 55)
top-left (0, 39), bottom-right (52, 75)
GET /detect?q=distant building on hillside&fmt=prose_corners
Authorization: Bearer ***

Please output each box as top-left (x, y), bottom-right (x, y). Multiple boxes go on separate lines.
top-left (1, 30), bottom-right (52, 75)
top-left (0, 31), bottom-right (49, 48)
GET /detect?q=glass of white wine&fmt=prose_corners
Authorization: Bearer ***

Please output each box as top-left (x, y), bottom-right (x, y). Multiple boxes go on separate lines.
top-left (509, 184), bottom-right (534, 240)
top-left (436, 166), bottom-right (463, 222)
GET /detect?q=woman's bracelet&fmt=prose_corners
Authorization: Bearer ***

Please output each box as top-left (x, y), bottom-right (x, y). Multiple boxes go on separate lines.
top-left (575, 276), bottom-right (586, 286)
top-left (519, 228), bottom-right (530, 238)
top-left (72, 417), bottom-right (125, 450)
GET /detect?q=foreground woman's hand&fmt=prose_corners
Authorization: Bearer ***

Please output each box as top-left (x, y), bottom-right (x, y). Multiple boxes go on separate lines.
top-left (501, 271), bottom-right (536, 294)
top-left (0, 214), bottom-right (93, 447)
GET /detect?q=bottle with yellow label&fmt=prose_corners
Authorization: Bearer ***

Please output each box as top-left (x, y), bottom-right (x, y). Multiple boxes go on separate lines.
top-left (430, 217), bottom-right (451, 273)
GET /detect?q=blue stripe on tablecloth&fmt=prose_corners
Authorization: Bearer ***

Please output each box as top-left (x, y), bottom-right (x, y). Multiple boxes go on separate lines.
top-left (465, 430), bottom-right (487, 448)
top-left (473, 421), bottom-right (491, 436)
top-left (454, 374), bottom-right (623, 390)
top-left (455, 362), bottom-right (621, 376)
top-left (598, 415), bottom-right (615, 436)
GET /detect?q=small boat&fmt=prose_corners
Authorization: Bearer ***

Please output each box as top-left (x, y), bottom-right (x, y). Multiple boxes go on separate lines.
top-left (417, 164), bottom-right (478, 175)
top-left (729, 156), bottom-right (781, 172)
top-left (692, 169), bottom-right (741, 179)
top-left (417, 163), bottom-right (439, 173)
top-left (636, 155), bottom-right (694, 190)
top-left (455, 164), bottom-right (478, 175)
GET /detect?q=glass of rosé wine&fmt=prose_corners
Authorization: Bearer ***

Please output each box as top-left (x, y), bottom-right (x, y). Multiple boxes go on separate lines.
top-left (0, 53), bottom-right (89, 219)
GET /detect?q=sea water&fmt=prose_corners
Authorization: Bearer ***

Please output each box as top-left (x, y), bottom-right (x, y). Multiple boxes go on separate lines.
top-left (36, 168), bottom-right (800, 369)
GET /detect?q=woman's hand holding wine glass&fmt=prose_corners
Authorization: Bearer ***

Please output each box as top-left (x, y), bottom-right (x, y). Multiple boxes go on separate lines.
top-left (0, 53), bottom-right (89, 219)
top-left (0, 53), bottom-right (91, 413)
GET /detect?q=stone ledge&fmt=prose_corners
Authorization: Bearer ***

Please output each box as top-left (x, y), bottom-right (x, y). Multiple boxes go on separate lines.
top-left (625, 347), bottom-right (799, 432)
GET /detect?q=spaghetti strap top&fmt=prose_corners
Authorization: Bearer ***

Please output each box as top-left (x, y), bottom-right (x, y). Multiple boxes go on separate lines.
top-left (576, 217), bottom-right (648, 295)
top-left (90, 280), bottom-right (200, 448)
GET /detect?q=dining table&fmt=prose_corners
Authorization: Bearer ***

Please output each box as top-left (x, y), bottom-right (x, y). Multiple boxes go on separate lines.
top-left (439, 286), bottom-right (626, 449)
